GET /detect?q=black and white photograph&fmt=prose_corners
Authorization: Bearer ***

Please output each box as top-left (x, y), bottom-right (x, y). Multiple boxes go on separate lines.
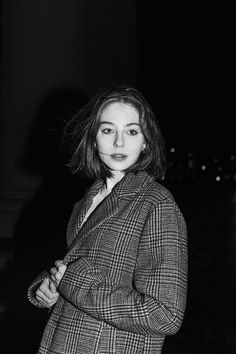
top-left (0, 1), bottom-right (235, 353)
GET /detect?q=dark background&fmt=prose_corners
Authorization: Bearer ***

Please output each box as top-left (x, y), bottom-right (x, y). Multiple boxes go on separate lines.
top-left (0, 1), bottom-right (235, 353)
top-left (138, 3), bottom-right (234, 154)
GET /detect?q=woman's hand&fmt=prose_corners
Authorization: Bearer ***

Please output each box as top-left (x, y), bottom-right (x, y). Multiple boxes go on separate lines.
top-left (35, 260), bottom-right (67, 308)
top-left (35, 278), bottom-right (59, 308)
top-left (50, 260), bottom-right (67, 287)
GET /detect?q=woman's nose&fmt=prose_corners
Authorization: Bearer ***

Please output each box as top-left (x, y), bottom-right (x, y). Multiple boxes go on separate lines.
top-left (113, 132), bottom-right (124, 148)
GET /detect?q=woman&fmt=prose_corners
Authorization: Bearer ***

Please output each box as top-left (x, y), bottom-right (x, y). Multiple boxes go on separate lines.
top-left (28, 86), bottom-right (188, 353)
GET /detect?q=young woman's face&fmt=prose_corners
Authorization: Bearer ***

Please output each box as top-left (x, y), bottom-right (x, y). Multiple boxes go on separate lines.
top-left (96, 102), bottom-right (145, 173)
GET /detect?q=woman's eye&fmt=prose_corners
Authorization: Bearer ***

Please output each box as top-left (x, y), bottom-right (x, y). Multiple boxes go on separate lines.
top-left (127, 129), bottom-right (138, 136)
top-left (102, 128), bottom-right (113, 134)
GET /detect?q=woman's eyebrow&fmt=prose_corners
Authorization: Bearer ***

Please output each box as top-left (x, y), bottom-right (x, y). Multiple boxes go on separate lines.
top-left (126, 123), bottom-right (140, 127)
top-left (99, 121), bottom-right (114, 125)
top-left (99, 121), bottom-right (140, 127)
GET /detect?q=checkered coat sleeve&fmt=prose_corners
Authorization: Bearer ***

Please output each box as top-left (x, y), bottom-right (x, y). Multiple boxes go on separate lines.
top-left (28, 171), bottom-right (187, 353)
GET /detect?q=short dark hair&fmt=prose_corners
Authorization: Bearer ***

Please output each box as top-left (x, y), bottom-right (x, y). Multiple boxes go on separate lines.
top-left (64, 85), bottom-right (166, 180)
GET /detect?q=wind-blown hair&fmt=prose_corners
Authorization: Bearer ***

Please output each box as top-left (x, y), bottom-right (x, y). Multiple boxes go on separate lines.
top-left (64, 85), bottom-right (167, 180)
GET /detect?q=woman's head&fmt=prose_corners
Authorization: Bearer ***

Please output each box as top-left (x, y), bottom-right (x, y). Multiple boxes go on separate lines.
top-left (64, 86), bottom-right (166, 180)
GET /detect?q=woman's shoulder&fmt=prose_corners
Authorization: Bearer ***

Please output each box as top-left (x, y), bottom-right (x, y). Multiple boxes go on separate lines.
top-left (139, 180), bottom-right (186, 221)
top-left (141, 178), bottom-right (176, 205)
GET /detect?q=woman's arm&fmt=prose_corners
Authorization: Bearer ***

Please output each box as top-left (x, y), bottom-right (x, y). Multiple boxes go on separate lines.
top-left (58, 197), bottom-right (188, 336)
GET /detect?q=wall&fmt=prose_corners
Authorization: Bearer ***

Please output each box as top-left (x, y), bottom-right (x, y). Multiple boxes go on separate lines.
top-left (0, 0), bottom-right (136, 242)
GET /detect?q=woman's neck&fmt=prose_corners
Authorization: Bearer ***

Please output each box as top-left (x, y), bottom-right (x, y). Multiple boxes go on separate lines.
top-left (106, 171), bottom-right (125, 190)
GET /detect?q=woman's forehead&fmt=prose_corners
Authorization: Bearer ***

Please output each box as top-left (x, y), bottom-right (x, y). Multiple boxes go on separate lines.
top-left (100, 102), bottom-right (139, 121)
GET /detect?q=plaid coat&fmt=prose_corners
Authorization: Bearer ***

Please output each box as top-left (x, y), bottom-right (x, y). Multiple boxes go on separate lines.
top-left (28, 171), bottom-right (188, 353)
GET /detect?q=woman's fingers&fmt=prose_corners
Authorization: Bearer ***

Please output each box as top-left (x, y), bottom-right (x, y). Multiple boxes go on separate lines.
top-left (35, 261), bottom-right (66, 308)
top-left (50, 267), bottom-right (57, 276)
top-left (50, 261), bottom-right (67, 286)
top-left (36, 278), bottom-right (59, 307)
top-left (50, 268), bottom-right (61, 284)
top-left (55, 261), bottom-right (67, 277)
top-left (54, 260), bottom-right (64, 268)
top-left (49, 278), bottom-right (58, 293)
top-left (36, 289), bottom-right (58, 307)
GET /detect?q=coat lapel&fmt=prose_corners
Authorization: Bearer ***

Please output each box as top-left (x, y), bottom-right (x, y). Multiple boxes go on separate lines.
top-left (63, 171), bottom-right (154, 263)
top-left (78, 188), bottom-right (120, 241)
top-left (75, 179), bottom-right (103, 232)
top-left (65, 179), bottom-right (103, 253)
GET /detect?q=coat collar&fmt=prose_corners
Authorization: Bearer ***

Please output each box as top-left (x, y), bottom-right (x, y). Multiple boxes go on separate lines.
top-left (85, 170), bottom-right (154, 201)
top-left (81, 170), bottom-right (155, 229)
top-left (112, 170), bottom-right (154, 199)
top-left (63, 171), bottom-right (154, 263)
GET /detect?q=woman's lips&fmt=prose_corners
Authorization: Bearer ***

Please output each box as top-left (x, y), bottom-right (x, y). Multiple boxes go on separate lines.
top-left (110, 154), bottom-right (128, 161)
